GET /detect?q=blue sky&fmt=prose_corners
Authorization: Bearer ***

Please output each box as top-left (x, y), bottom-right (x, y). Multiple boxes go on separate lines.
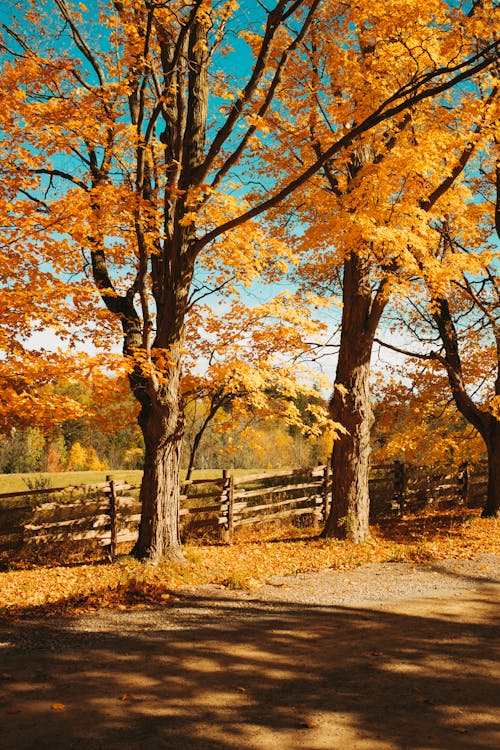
top-left (2, 0), bottom-right (497, 393)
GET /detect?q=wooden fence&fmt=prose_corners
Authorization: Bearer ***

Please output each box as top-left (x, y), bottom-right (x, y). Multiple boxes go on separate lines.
top-left (0, 461), bottom-right (488, 559)
top-left (368, 461), bottom-right (488, 517)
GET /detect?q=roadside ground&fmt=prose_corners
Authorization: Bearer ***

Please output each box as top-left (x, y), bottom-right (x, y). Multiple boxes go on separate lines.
top-left (1, 556), bottom-right (498, 750)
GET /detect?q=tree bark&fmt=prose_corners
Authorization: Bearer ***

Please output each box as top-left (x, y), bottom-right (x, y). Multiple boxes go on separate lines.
top-left (482, 419), bottom-right (500, 517)
top-left (132, 392), bottom-right (186, 563)
top-left (325, 356), bottom-right (373, 541)
top-left (432, 297), bottom-right (500, 519)
top-left (322, 253), bottom-right (386, 542)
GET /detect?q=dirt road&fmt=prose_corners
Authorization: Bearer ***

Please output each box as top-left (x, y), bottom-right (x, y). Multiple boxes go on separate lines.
top-left (1, 556), bottom-right (499, 749)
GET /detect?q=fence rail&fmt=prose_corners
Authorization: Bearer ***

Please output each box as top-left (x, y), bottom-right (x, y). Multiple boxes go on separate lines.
top-left (0, 461), bottom-right (489, 559)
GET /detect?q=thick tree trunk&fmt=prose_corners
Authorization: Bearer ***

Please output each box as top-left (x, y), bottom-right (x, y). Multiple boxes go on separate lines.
top-left (483, 420), bottom-right (500, 518)
top-left (322, 253), bottom-right (386, 542)
top-left (129, 332), bottom-right (188, 563)
top-left (324, 357), bottom-right (373, 541)
top-left (133, 401), bottom-right (185, 563)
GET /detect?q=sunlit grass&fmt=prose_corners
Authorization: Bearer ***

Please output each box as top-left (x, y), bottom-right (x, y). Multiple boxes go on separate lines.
top-left (0, 467), bottom-right (282, 494)
top-left (0, 470), bottom-right (143, 493)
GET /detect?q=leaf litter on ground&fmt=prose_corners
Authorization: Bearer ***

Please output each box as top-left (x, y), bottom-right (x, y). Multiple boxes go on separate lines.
top-left (0, 508), bottom-right (497, 618)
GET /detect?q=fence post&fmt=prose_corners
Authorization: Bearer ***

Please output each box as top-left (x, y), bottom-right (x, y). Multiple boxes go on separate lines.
top-left (322, 464), bottom-right (332, 523)
top-left (220, 469), bottom-right (234, 544)
top-left (460, 462), bottom-right (470, 506)
top-left (393, 460), bottom-right (406, 515)
top-left (107, 476), bottom-right (118, 559)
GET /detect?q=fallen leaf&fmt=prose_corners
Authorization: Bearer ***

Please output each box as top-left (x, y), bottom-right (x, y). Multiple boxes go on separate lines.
top-left (299, 718), bottom-right (318, 728)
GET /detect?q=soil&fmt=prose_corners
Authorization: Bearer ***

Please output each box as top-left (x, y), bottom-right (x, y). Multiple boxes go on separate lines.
top-left (0, 553), bottom-right (499, 750)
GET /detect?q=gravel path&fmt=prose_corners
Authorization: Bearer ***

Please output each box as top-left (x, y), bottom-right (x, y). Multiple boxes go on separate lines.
top-left (22, 551), bottom-right (495, 637)
top-left (174, 552), bottom-right (500, 608)
top-left (246, 553), bottom-right (500, 606)
top-left (1, 555), bottom-right (499, 750)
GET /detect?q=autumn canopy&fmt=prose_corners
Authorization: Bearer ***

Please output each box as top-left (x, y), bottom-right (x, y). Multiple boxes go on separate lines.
top-left (0, 0), bottom-right (498, 561)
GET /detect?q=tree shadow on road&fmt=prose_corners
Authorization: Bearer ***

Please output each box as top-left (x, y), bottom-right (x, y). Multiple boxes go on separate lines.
top-left (0, 584), bottom-right (498, 750)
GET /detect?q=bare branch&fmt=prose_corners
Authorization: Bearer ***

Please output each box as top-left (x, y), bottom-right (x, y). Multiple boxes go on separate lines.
top-left (208, 0), bottom-right (322, 191)
top-left (374, 337), bottom-right (446, 365)
top-left (32, 168), bottom-right (89, 191)
top-left (53, 0), bottom-right (105, 86)
top-left (197, 0), bottom-right (307, 182)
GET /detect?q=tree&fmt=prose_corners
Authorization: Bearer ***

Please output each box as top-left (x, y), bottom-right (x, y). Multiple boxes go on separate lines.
top-left (263, 0), bottom-right (499, 540)
top-left (323, 103), bottom-right (496, 540)
top-left (0, 426), bottom-right (46, 473)
top-left (67, 441), bottom-right (108, 471)
top-left (0, 350), bottom-right (88, 436)
top-left (1, 0), bottom-right (324, 561)
top-left (182, 294), bottom-right (331, 478)
top-left (430, 277), bottom-right (499, 517)
top-left (386, 165), bottom-right (500, 516)
top-left (371, 367), bottom-right (486, 467)
top-left (1, 0), bottom-right (497, 560)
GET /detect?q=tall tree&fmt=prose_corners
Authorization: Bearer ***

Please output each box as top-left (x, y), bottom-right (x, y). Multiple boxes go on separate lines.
top-left (1, 0), bottom-right (324, 561)
top-left (262, 0), bottom-right (499, 540)
top-left (389, 199), bottom-right (500, 516)
top-left (430, 277), bottom-right (499, 517)
top-left (1, 0), bottom-right (497, 559)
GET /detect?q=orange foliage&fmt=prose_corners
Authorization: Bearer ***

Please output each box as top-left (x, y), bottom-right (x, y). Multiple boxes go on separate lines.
top-left (372, 370), bottom-right (486, 467)
top-left (0, 508), bottom-right (497, 615)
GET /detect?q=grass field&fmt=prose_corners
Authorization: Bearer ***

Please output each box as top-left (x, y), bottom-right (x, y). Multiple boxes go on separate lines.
top-left (0, 470), bottom-right (143, 494)
top-left (0, 468), bottom-right (280, 494)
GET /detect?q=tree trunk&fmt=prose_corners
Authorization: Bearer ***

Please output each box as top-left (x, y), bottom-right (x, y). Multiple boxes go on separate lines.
top-left (132, 400), bottom-right (185, 563)
top-left (483, 419), bottom-right (500, 518)
top-left (322, 252), bottom-right (386, 542)
top-left (324, 356), bottom-right (373, 541)
top-left (184, 415), bottom-right (211, 483)
top-left (431, 297), bottom-right (499, 519)
top-left (128, 331), bottom-right (188, 564)
top-left (185, 426), bottom-right (203, 483)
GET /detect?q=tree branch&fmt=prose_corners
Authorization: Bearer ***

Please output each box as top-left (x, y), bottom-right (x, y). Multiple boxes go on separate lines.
top-left (192, 41), bottom-right (499, 253)
top-left (54, 0), bottom-right (105, 86)
top-left (32, 168), bottom-right (89, 191)
top-left (197, 0), bottom-right (307, 182)
top-left (374, 336), bottom-right (446, 364)
top-left (208, 0), bottom-right (322, 192)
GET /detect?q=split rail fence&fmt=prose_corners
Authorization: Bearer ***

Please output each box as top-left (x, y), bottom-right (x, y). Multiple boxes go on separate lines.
top-left (0, 461), bottom-right (488, 559)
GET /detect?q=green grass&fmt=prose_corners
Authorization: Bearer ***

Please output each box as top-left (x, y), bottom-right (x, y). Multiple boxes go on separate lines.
top-left (0, 467), bottom-right (280, 494)
top-left (0, 470), bottom-right (143, 494)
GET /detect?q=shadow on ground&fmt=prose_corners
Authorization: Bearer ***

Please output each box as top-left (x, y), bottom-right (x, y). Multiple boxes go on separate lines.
top-left (0, 579), bottom-right (498, 749)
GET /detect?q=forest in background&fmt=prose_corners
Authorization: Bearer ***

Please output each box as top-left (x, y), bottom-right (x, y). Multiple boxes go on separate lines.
top-left (0, 364), bottom-right (486, 477)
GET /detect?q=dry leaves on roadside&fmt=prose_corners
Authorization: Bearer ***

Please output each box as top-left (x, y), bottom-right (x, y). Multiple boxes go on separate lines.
top-left (0, 509), bottom-right (497, 616)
